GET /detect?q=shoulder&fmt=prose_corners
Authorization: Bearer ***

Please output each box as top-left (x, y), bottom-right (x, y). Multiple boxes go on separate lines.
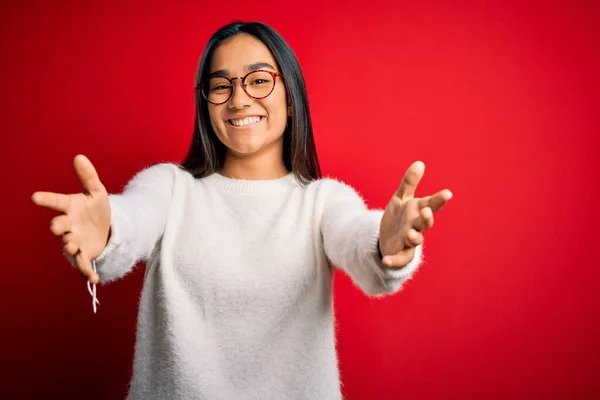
top-left (306, 176), bottom-right (368, 206)
top-left (124, 162), bottom-right (191, 190)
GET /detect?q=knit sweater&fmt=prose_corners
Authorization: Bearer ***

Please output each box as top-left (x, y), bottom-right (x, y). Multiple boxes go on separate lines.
top-left (93, 163), bottom-right (423, 400)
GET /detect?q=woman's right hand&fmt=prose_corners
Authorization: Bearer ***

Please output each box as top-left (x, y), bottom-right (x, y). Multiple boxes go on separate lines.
top-left (32, 154), bottom-right (111, 284)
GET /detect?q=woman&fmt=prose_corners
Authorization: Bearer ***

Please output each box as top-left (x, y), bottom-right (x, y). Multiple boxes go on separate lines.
top-left (32, 21), bottom-right (452, 400)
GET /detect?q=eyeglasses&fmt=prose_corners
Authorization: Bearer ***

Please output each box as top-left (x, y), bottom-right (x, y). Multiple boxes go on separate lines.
top-left (198, 69), bottom-right (283, 105)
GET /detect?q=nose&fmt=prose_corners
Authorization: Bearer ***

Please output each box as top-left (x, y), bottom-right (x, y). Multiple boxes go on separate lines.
top-left (228, 78), bottom-right (252, 110)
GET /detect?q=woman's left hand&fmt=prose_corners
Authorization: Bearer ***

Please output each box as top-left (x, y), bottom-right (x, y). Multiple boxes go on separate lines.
top-left (379, 161), bottom-right (453, 268)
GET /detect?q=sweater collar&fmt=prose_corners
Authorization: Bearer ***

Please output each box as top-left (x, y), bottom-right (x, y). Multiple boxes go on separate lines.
top-left (202, 172), bottom-right (300, 194)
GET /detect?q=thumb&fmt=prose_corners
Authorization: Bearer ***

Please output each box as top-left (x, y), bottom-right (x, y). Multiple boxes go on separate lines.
top-left (74, 154), bottom-right (105, 195)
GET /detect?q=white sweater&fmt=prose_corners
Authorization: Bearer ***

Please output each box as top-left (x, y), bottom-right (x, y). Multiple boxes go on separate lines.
top-left (93, 163), bottom-right (423, 400)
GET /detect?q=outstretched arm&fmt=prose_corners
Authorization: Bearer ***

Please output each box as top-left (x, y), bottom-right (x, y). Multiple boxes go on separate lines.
top-left (321, 161), bottom-right (452, 297)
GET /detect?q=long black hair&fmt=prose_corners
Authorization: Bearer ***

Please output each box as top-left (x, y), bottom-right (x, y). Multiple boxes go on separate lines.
top-left (181, 21), bottom-right (321, 184)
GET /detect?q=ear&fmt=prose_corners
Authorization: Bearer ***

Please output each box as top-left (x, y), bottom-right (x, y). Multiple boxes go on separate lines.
top-left (287, 104), bottom-right (292, 117)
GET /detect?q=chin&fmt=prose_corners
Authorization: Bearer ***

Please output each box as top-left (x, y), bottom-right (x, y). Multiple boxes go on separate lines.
top-left (224, 135), bottom-right (283, 157)
top-left (227, 142), bottom-right (265, 157)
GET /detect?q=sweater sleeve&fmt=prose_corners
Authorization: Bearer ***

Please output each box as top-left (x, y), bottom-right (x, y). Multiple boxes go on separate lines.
top-left (320, 179), bottom-right (423, 297)
top-left (90, 162), bottom-right (178, 284)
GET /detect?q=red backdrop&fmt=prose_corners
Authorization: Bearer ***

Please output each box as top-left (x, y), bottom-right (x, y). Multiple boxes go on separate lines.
top-left (2, 1), bottom-right (599, 399)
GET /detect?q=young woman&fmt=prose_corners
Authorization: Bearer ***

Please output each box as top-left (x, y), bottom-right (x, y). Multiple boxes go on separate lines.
top-left (32, 21), bottom-right (452, 400)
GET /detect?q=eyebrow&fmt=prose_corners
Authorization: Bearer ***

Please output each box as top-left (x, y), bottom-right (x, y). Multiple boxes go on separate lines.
top-left (209, 62), bottom-right (277, 78)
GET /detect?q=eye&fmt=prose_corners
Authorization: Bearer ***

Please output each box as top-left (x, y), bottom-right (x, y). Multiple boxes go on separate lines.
top-left (248, 78), bottom-right (272, 86)
top-left (210, 84), bottom-right (231, 92)
top-left (208, 77), bottom-right (232, 92)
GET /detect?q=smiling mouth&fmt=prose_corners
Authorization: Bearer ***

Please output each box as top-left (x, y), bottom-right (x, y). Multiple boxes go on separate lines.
top-left (227, 116), bottom-right (265, 127)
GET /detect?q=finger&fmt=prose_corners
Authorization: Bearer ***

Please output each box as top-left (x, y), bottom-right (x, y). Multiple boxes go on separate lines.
top-left (418, 189), bottom-right (453, 212)
top-left (49, 215), bottom-right (72, 236)
top-left (394, 161), bottom-right (425, 200)
top-left (382, 247), bottom-right (416, 268)
top-left (31, 192), bottom-right (71, 213)
top-left (62, 232), bottom-right (74, 246)
top-left (62, 232), bottom-right (79, 255)
top-left (74, 154), bottom-right (105, 195)
top-left (413, 207), bottom-right (434, 232)
top-left (405, 228), bottom-right (424, 247)
top-left (64, 241), bottom-right (79, 256)
top-left (75, 251), bottom-right (98, 284)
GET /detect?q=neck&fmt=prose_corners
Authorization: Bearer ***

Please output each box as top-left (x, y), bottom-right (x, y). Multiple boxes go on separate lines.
top-left (220, 146), bottom-right (288, 180)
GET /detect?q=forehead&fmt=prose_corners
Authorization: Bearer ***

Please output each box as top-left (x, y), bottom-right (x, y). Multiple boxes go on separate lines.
top-left (210, 34), bottom-right (278, 73)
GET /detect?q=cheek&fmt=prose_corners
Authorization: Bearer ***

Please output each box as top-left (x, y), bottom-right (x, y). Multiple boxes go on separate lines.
top-left (265, 99), bottom-right (288, 130)
top-left (207, 106), bottom-right (224, 133)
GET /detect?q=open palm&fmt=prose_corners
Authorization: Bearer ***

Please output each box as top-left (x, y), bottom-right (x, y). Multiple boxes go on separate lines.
top-left (379, 161), bottom-right (453, 268)
top-left (32, 154), bottom-right (111, 284)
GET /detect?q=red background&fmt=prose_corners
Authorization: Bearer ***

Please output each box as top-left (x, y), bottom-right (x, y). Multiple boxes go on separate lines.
top-left (2, 1), bottom-right (599, 399)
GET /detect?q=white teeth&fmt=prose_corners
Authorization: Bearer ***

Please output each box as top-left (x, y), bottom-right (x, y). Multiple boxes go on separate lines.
top-left (229, 116), bottom-right (262, 126)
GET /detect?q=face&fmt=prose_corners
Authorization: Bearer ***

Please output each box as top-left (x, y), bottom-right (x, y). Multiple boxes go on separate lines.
top-left (207, 34), bottom-right (288, 159)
